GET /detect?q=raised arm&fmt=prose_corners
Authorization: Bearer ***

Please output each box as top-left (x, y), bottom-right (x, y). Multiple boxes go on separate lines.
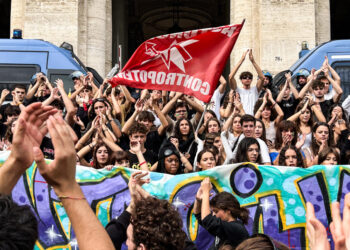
top-left (87, 72), bottom-right (99, 94)
top-left (276, 80), bottom-right (288, 103)
top-left (222, 90), bottom-right (234, 120)
top-left (267, 89), bottom-right (284, 124)
top-left (228, 49), bottom-right (249, 90)
top-left (70, 85), bottom-right (85, 101)
top-left (299, 69), bottom-right (316, 99)
top-left (218, 75), bottom-right (227, 94)
top-left (287, 73), bottom-right (300, 99)
top-left (254, 94), bottom-right (267, 119)
top-left (25, 78), bottom-right (41, 99)
top-left (33, 114), bottom-right (115, 250)
top-left (122, 99), bottom-right (143, 134)
top-left (130, 141), bottom-right (149, 172)
top-left (183, 95), bottom-right (204, 113)
top-left (161, 92), bottom-right (183, 115)
top-left (200, 178), bottom-right (213, 220)
top-left (0, 89), bottom-right (9, 106)
top-left (288, 100), bottom-right (309, 122)
top-left (324, 61), bottom-right (343, 103)
top-left (0, 103), bottom-right (57, 195)
top-left (56, 79), bottom-right (76, 126)
top-left (150, 97), bottom-right (168, 136)
top-left (249, 49), bottom-right (264, 92)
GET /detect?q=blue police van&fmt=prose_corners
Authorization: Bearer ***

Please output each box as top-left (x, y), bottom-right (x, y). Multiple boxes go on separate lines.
top-left (273, 40), bottom-right (350, 100)
top-left (0, 39), bottom-right (102, 96)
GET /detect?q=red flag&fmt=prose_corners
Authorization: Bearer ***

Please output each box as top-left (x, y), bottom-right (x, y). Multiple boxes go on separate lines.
top-left (109, 23), bottom-right (244, 103)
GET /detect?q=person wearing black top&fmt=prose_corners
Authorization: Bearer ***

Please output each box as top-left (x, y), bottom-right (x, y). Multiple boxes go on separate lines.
top-left (106, 172), bottom-right (197, 250)
top-left (194, 178), bottom-right (249, 249)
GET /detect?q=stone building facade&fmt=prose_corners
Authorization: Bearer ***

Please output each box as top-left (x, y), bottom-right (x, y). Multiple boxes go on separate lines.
top-left (10, 0), bottom-right (330, 78)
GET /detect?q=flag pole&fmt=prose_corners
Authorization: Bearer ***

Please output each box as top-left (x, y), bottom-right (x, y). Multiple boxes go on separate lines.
top-left (192, 102), bottom-right (209, 172)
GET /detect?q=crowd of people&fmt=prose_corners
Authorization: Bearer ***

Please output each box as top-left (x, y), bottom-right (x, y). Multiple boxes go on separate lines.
top-left (1, 48), bottom-right (350, 249)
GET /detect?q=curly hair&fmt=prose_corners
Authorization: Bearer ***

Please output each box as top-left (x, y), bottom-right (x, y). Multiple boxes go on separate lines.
top-left (0, 195), bottom-right (38, 250)
top-left (131, 196), bottom-right (186, 250)
top-left (128, 123), bottom-right (148, 136)
top-left (278, 145), bottom-right (305, 168)
top-left (210, 192), bottom-right (249, 224)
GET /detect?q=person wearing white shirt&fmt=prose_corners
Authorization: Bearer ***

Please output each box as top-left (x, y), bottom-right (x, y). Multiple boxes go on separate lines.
top-left (228, 49), bottom-right (264, 115)
top-left (231, 114), bottom-right (271, 165)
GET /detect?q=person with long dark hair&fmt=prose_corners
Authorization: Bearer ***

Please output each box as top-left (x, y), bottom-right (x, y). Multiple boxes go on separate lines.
top-left (254, 90), bottom-right (284, 144)
top-left (91, 142), bottom-right (114, 169)
top-left (270, 120), bottom-right (300, 165)
top-left (235, 137), bottom-right (262, 164)
top-left (288, 98), bottom-right (325, 150)
top-left (303, 122), bottom-right (335, 167)
top-left (278, 145), bottom-right (305, 168)
top-left (174, 117), bottom-right (198, 165)
top-left (194, 178), bottom-right (249, 249)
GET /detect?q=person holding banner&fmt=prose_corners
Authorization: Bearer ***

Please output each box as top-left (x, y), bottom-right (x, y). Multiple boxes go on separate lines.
top-left (194, 178), bottom-right (249, 249)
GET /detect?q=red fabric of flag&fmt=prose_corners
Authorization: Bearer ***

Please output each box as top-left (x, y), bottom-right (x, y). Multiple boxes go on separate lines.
top-left (109, 23), bottom-right (244, 103)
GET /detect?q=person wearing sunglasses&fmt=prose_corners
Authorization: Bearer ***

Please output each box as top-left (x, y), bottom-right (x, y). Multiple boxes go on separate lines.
top-left (228, 49), bottom-right (264, 115)
top-left (156, 144), bottom-right (184, 175)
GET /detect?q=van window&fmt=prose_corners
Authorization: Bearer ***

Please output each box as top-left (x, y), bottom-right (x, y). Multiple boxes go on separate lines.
top-left (332, 62), bottom-right (350, 100)
top-left (49, 73), bottom-right (75, 94)
top-left (0, 64), bottom-right (39, 101)
top-left (0, 64), bottom-right (39, 84)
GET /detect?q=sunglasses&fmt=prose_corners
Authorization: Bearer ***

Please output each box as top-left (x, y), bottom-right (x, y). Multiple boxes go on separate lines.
top-left (164, 149), bottom-right (176, 157)
top-left (242, 76), bottom-right (253, 80)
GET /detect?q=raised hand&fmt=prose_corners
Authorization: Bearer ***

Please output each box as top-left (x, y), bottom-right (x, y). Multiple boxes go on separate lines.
top-left (130, 141), bottom-right (141, 153)
top-left (1, 89), bottom-right (10, 100)
top-left (248, 49), bottom-right (254, 62)
top-left (306, 202), bottom-right (331, 250)
top-left (135, 99), bottom-right (144, 112)
top-left (50, 87), bottom-right (61, 100)
top-left (11, 103), bottom-right (57, 168)
top-left (200, 177), bottom-right (212, 193)
top-left (55, 79), bottom-right (64, 89)
top-left (33, 114), bottom-right (76, 195)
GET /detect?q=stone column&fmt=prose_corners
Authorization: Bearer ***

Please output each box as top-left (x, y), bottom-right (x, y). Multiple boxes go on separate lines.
top-left (10, 0), bottom-right (25, 35)
top-left (315, 0), bottom-right (331, 45)
top-left (85, 0), bottom-right (107, 77)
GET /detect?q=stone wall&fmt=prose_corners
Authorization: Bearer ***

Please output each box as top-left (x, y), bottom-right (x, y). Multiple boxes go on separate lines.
top-left (10, 0), bottom-right (330, 79)
top-left (230, 0), bottom-right (330, 83)
top-left (10, 0), bottom-right (112, 77)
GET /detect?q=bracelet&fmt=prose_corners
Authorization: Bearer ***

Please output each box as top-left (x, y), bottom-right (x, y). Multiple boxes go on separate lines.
top-left (271, 102), bottom-right (276, 108)
top-left (58, 195), bottom-right (86, 200)
top-left (89, 144), bottom-right (93, 149)
top-left (139, 161), bottom-right (147, 166)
